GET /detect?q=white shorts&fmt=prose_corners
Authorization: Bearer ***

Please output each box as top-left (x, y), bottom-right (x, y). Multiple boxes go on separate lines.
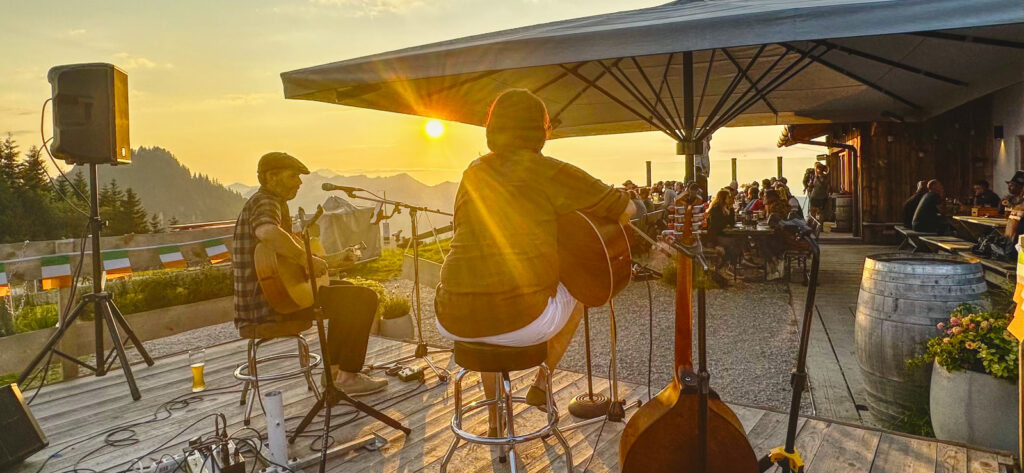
top-left (436, 283), bottom-right (578, 347)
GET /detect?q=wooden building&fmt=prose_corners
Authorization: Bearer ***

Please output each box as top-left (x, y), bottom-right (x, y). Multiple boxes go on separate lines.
top-left (781, 86), bottom-right (1012, 244)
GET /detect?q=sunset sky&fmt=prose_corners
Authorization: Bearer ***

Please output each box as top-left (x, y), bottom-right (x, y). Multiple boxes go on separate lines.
top-left (1, 0), bottom-right (821, 189)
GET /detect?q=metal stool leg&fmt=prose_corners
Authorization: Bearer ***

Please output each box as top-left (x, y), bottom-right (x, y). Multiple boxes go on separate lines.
top-left (239, 339), bottom-right (255, 405)
top-left (495, 372), bottom-right (509, 463)
top-left (440, 369), bottom-right (468, 473)
top-left (543, 364), bottom-right (573, 471)
top-left (296, 336), bottom-right (320, 399)
top-left (502, 372), bottom-right (520, 473)
top-left (243, 339), bottom-right (260, 426)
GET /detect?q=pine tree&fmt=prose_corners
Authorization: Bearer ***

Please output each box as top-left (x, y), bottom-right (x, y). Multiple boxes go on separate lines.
top-left (148, 213), bottom-right (163, 233)
top-left (168, 216), bottom-right (180, 227)
top-left (0, 133), bottom-right (19, 181)
top-left (17, 146), bottom-right (49, 192)
top-left (120, 188), bottom-right (149, 234)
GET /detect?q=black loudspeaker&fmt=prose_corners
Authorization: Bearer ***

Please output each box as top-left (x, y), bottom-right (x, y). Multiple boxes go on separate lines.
top-left (0, 384), bottom-right (48, 468)
top-left (48, 62), bottom-right (130, 165)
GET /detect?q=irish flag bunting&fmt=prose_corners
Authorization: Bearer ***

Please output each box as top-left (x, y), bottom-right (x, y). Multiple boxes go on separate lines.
top-left (204, 238), bottom-right (230, 264)
top-left (0, 262), bottom-right (9, 298)
top-left (159, 245), bottom-right (187, 269)
top-left (41, 255), bottom-right (72, 290)
top-left (102, 250), bottom-right (132, 280)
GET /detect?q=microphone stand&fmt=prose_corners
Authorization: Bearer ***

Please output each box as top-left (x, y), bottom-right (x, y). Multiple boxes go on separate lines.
top-left (289, 206), bottom-right (410, 473)
top-left (336, 190), bottom-right (454, 382)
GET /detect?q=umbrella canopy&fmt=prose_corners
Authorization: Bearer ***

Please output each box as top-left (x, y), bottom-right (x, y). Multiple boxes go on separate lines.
top-left (281, 0), bottom-right (1023, 144)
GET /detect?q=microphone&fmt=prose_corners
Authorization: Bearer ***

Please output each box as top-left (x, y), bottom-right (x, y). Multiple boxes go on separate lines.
top-left (322, 183), bottom-right (364, 193)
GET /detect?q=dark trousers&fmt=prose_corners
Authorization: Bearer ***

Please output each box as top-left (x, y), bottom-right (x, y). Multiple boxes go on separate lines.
top-left (292, 282), bottom-right (379, 373)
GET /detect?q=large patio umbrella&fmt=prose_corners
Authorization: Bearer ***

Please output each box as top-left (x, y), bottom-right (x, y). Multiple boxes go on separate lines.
top-left (281, 0), bottom-right (1023, 228)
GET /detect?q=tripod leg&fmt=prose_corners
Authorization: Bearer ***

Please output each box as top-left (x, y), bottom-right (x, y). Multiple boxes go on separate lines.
top-left (319, 388), bottom-right (332, 473)
top-left (336, 390), bottom-right (412, 435)
top-left (291, 394), bottom-right (328, 442)
top-left (18, 300), bottom-right (88, 385)
top-left (101, 301), bottom-right (142, 401)
top-left (107, 301), bottom-right (154, 366)
top-left (422, 354), bottom-right (450, 383)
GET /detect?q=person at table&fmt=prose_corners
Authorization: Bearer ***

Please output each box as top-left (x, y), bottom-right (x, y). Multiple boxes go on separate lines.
top-left (435, 89), bottom-right (636, 423)
top-left (1002, 171), bottom-right (1024, 211)
top-left (675, 181), bottom-right (704, 207)
top-left (705, 188), bottom-right (742, 278)
top-left (638, 187), bottom-right (655, 213)
top-left (764, 189), bottom-right (791, 222)
top-left (744, 186), bottom-right (764, 212)
top-left (912, 179), bottom-right (947, 234)
top-left (662, 180), bottom-right (678, 211)
top-left (902, 180), bottom-right (928, 228)
top-left (777, 184), bottom-right (804, 220)
top-left (967, 179), bottom-right (1000, 208)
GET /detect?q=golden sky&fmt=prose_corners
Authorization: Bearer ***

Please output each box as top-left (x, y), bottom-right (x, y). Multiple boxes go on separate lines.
top-left (1, 0), bottom-right (821, 189)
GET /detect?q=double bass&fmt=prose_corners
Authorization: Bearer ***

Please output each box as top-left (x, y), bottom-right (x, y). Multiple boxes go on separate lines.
top-left (619, 205), bottom-right (758, 473)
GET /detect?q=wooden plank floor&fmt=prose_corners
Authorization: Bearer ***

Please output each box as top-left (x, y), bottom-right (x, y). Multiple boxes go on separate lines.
top-left (13, 335), bottom-right (1018, 473)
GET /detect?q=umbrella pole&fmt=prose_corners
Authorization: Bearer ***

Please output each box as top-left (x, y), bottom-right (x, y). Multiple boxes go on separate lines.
top-left (682, 51), bottom-right (695, 183)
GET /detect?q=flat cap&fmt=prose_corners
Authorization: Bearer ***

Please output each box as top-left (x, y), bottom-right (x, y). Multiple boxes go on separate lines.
top-left (258, 152), bottom-right (309, 175)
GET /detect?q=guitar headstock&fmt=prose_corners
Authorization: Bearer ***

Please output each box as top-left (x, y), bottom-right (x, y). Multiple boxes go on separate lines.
top-left (661, 204), bottom-right (704, 246)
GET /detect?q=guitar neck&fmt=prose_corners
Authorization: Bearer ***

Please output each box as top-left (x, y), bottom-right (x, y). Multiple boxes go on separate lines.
top-left (674, 252), bottom-right (694, 376)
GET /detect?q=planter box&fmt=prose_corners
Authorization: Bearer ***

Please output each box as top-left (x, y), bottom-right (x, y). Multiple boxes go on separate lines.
top-left (930, 361), bottom-right (1018, 452)
top-left (401, 254), bottom-right (442, 289)
top-left (0, 296), bottom-right (233, 376)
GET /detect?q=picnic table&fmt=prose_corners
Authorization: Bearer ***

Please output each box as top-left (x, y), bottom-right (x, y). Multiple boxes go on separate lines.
top-left (917, 235), bottom-right (975, 252)
top-left (951, 215), bottom-right (1010, 240)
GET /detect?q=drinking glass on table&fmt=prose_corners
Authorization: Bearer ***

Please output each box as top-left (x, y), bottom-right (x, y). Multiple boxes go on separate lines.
top-left (189, 348), bottom-right (206, 392)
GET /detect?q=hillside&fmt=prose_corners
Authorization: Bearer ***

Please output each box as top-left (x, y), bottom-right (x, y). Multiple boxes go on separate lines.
top-left (72, 147), bottom-right (246, 223)
top-left (230, 171), bottom-right (458, 236)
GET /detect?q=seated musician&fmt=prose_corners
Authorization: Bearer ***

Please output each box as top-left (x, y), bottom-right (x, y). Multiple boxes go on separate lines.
top-left (232, 152), bottom-right (387, 395)
top-left (435, 89), bottom-right (635, 424)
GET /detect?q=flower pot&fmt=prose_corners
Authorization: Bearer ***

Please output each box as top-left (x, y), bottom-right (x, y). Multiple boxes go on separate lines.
top-left (930, 361), bottom-right (1018, 452)
top-left (378, 313), bottom-right (414, 341)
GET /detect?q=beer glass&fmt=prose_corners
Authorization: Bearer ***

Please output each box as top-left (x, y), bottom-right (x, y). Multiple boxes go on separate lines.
top-left (189, 348), bottom-right (206, 393)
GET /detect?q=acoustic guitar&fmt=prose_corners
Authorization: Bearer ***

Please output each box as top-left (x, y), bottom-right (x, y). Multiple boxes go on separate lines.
top-left (255, 237), bottom-right (366, 314)
top-left (619, 205), bottom-right (758, 473)
top-left (556, 210), bottom-right (633, 307)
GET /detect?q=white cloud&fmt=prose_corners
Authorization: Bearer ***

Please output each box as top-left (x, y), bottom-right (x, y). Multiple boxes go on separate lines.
top-left (64, 28), bottom-right (87, 37)
top-left (114, 53), bottom-right (173, 70)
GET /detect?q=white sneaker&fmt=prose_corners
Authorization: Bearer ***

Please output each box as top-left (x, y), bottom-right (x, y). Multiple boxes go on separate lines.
top-left (324, 372), bottom-right (388, 396)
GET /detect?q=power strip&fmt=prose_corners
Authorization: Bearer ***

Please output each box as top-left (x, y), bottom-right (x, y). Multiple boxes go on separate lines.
top-left (144, 453), bottom-right (187, 473)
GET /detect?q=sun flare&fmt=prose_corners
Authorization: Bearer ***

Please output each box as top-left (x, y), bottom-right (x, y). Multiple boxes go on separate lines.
top-left (425, 119), bottom-right (444, 138)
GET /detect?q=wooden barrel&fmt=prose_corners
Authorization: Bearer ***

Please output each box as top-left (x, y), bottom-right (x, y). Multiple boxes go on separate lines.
top-left (834, 194), bottom-right (852, 232)
top-left (855, 253), bottom-right (987, 425)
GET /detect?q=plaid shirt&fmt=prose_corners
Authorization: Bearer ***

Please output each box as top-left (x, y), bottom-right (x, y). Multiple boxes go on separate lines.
top-left (233, 188), bottom-right (291, 328)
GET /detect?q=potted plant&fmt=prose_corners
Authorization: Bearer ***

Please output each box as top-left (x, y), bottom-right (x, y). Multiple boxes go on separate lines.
top-left (909, 305), bottom-right (1019, 452)
top-left (377, 295), bottom-right (413, 341)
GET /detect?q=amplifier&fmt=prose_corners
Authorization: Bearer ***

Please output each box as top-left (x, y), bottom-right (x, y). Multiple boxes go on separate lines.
top-left (0, 384), bottom-right (48, 468)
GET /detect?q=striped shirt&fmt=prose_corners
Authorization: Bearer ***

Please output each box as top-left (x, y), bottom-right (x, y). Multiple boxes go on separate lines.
top-left (232, 188), bottom-right (291, 328)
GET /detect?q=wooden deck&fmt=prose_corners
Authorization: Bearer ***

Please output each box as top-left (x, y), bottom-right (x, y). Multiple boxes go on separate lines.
top-left (13, 334), bottom-right (1018, 473)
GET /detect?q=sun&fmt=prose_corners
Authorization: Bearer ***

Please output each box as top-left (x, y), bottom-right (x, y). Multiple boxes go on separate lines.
top-left (425, 119), bottom-right (444, 138)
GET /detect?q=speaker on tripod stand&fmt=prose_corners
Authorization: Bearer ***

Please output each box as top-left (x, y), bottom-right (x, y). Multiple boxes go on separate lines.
top-left (18, 63), bottom-right (154, 402)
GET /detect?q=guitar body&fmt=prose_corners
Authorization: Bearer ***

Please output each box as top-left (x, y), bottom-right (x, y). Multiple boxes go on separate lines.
top-left (557, 210), bottom-right (632, 307)
top-left (619, 378), bottom-right (759, 472)
top-left (619, 207), bottom-right (758, 473)
top-left (254, 237), bottom-right (329, 314)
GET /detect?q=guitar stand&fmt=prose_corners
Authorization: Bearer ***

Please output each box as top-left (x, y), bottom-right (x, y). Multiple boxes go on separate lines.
top-left (758, 235), bottom-right (820, 473)
top-left (561, 306), bottom-right (641, 433)
top-left (287, 207), bottom-right (409, 473)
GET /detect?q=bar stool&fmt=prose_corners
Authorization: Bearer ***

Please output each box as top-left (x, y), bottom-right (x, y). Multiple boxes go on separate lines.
top-left (440, 341), bottom-right (573, 472)
top-left (234, 319), bottom-right (322, 426)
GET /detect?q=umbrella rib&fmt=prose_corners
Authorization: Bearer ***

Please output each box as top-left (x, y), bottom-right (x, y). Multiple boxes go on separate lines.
top-left (559, 64), bottom-right (681, 142)
top-left (910, 31), bottom-right (1024, 50)
top-left (812, 39), bottom-right (966, 86)
top-left (628, 57), bottom-right (686, 135)
top-left (703, 45), bottom-right (822, 135)
top-left (599, 60), bottom-right (684, 141)
top-left (700, 45), bottom-right (765, 137)
top-left (533, 62), bottom-right (588, 95)
top-left (549, 62), bottom-right (607, 125)
top-left (662, 53), bottom-right (685, 136)
top-left (721, 48), bottom-right (778, 115)
top-left (694, 49), bottom-right (717, 130)
top-left (782, 43), bottom-right (922, 110)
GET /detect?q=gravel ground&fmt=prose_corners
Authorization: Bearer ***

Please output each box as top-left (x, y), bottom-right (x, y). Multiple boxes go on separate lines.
top-left (106, 274), bottom-right (810, 414)
top-left (383, 274), bottom-right (812, 413)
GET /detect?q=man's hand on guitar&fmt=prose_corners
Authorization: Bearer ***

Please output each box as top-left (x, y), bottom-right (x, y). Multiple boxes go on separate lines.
top-left (311, 256), bottom-right (329, 277)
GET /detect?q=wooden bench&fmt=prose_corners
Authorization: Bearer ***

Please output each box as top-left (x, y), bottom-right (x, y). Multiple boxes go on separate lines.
top-left (894, 225), bottom-right (937, 253)
top-left (917, 235), bottom-right (974, 253)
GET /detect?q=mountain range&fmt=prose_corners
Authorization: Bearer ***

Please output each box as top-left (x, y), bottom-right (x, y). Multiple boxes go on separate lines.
top-left (73, 146), bottom-right (457, 235)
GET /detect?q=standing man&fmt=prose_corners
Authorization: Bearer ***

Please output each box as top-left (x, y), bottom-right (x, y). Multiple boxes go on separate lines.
top-left (808, 163), bottom-right (830, 221)
top-left (912, 179), bottom-right (946, 234)
top-left (233, 152), bottom-right (387, 395)
top-left (1002, 171), bottom-right (1024, 211)
top-left (967, 179), bottom-right (1001, 208)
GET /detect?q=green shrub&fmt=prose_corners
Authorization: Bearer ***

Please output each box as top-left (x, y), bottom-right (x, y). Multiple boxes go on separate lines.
top-left (380, 295), bottom-right (410, 320)
top-left (340, 248), bottom-right (404, 280)
top-left (13, 304), bottom-right (59, 333)
top-left (415, 238), bottom-right (450, 264)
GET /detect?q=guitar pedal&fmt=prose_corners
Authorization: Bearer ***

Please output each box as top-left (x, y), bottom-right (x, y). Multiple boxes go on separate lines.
top-left (396, 365), bottom-right (424, 382)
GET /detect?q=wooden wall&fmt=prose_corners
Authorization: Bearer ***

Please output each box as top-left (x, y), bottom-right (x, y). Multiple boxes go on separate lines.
top-left (824, 97), bottom-right (993, 238)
